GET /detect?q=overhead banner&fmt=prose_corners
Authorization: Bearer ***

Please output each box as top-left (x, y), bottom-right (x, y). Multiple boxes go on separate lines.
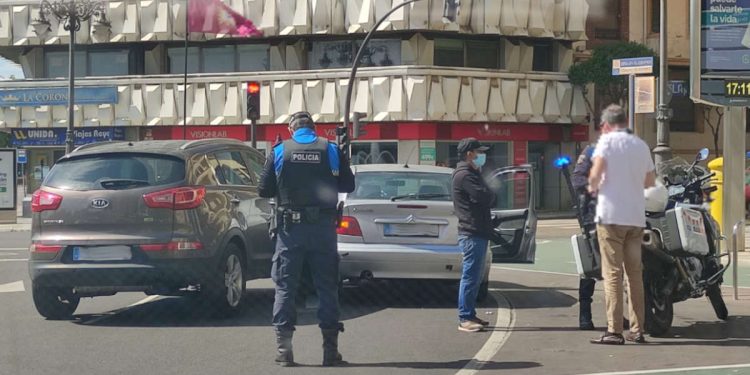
top-left (10, 127), bottom-right (126, 147)
top-left (0, 86), bottom-right (118, 107)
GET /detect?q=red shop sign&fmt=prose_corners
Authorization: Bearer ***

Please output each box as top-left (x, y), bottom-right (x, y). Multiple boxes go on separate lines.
top-left (142, 126), bottom-right (249, 141)
top-left (451, 123), bottom-right (564, 142)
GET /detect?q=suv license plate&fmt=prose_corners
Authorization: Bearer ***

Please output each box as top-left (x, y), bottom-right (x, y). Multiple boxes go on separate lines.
top-left (73, 246), bottom-right (132, 261)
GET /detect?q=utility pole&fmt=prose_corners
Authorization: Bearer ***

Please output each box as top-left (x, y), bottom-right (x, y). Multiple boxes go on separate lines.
top-left (653, 0), bottom-right (672, 165)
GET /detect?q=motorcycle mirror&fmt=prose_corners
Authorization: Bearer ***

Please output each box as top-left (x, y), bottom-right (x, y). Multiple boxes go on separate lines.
top-left (697, 148), bottom-right (709, 162)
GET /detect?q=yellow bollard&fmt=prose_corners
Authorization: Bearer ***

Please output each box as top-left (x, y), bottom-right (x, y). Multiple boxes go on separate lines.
top-left (707, 157), bottom-right (724, 233)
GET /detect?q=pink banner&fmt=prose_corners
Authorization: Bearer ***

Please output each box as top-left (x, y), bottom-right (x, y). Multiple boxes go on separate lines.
top-left (188, 0), bottom-right (262, 36)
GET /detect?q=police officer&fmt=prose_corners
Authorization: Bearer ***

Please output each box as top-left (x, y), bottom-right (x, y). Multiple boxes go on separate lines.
top-left (571, 143), bottom-right (598, 330)
top-left (259, 111), bottom-right (355, 367)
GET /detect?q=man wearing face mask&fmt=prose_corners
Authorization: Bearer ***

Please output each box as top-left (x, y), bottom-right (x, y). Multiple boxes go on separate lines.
top-left (259, 111), bottom-right (355, 366)
top-left (451, 138), bottom-right (496, 332)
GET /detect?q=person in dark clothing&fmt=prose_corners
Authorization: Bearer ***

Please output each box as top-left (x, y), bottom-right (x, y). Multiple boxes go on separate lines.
top-left (259, 111), bottom-right (355, 367)
top-left (572, 143), bottom-right (598, 330)
top-left (452, 137), bottom-right (496, 333)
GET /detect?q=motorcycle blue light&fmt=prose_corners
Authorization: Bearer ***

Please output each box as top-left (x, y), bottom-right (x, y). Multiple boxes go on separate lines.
top-left (553, 156), bottom-right (571, 169)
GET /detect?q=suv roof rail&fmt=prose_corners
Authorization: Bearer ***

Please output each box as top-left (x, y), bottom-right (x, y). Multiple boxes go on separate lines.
top-left (180, 138), bottom-right (244, 150)
top-left (72, 141), bottom-right (126, 153)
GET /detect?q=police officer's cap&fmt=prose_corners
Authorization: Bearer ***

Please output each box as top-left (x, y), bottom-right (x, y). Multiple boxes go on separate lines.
top-left (289, 111), bottom-right (314, 129)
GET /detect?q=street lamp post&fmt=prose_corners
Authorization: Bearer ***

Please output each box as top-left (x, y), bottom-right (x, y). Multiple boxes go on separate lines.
top-left (38, 0), bottom-right (106, 154)
top-left (340, 0), bottom-right (423, 160)
top-left (653, 0), bottom-right (672, 165)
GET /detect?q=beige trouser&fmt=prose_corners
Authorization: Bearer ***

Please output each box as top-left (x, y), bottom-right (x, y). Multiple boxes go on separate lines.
top-left (597, 224), bottom-right (645, 335)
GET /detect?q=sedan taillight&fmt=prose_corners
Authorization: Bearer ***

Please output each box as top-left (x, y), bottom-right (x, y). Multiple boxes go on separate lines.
top-left (31, 189), bottom-right (63, 212)
top-left (30, 243), bottom-right (64, 253)
top-left (337, 216), bottom-right (362, 237)
top-left (143, 186), bottom-right (206, 210)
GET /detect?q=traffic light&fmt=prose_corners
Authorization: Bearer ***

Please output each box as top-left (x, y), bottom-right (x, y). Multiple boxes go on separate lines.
top-left (246, 81), bottom-right (260, 120)
top-left (352, 112), bottom-right (367, 139)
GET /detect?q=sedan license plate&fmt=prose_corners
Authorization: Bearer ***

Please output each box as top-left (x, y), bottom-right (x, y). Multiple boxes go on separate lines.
top-left (384, 223), bottom-right (439, 238)
top-left (72, 246), bottom-right (132, 261)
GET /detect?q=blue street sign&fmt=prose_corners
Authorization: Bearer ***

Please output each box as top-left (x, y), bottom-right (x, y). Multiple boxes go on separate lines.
top-left (612, 57), bottom-right (654, 75)
top-left (16, 149), bottom-right (26, 164)
top-left (10, 127), bottom-right (126, 147)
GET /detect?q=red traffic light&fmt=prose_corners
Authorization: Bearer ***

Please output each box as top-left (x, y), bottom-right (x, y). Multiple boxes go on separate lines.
top-left (247, 81), bottom-right (261, 94)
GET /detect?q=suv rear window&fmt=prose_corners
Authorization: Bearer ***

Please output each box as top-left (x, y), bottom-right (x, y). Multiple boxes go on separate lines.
top-left (44, 153), bottom-right (185, 191)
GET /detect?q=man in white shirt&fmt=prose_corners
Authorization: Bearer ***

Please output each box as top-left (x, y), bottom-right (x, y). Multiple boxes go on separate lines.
top-left (587, 104), bottom-right (656, 345)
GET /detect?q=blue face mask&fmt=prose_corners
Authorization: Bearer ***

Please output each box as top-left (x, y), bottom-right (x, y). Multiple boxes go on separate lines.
top-left (473, 153), bottom-right (487, 168)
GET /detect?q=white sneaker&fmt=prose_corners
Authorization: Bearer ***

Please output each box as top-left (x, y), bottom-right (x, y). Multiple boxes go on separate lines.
top-left (458, 320), bottom-right (483, 332)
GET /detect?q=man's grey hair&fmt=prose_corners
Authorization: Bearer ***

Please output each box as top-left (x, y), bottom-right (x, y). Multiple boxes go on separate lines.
top-left (289, 111), bottom-right (315, 130)
top-left (600, 104), bottom-right (627, 128)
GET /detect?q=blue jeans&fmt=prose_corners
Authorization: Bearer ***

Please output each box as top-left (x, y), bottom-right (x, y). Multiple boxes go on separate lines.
top-left (458, 234), bottom-right (488, 322)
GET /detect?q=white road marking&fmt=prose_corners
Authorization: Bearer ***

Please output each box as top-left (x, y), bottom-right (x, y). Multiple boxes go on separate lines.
top-left (0, 281), bottom-right (25, 293)
top-left (537, 240), bottom-right (551, 245)
top-left (578, 362), bottom-right (750, 375)
top-left (0, 258), bottom-right (28, 262)
top-left (0, 248), bottom-right (28, 251)
top-left (493, 266), bottom-right (579, 277)
top-left (82, 295), bottom-right (161, 325)
top-left (455, 292), bottom-right (515, 375)
top-left (0, 252), bottom-right (19, 256)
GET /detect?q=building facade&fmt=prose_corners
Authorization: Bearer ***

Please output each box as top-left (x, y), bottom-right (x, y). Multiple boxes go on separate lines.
top-left (0, 0), bottom-right (591, 210)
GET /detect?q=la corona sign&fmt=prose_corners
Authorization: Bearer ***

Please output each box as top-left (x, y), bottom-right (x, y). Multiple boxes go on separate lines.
top-left (0, 86), bottom-right (117, 107)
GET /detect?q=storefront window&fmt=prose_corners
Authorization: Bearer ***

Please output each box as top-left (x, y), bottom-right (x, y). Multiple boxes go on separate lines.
top-left (436, 141), bottom-right (509, 170)
top-left (351, 142), bottom-right (398, 165)
top-left (88, 50), bottom-right (130, 76)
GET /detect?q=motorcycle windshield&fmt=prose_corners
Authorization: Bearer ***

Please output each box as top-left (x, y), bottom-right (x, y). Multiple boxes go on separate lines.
top-left (657, 157), bottom-right (708, 185)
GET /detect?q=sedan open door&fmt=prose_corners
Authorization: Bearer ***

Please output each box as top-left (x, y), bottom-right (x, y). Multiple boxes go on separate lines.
top-left (485, 165), bottom-right (536, 263)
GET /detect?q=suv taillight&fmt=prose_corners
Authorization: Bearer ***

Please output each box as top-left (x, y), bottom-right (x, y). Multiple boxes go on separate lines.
top-left (337, 216), bottom-right (362, 236)
top-left (143, 186), bottom-right (206, 210)
top-left (31, 189), bottom-right (63, 212)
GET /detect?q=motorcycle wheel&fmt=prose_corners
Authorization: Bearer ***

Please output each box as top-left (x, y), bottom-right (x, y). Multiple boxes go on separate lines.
top-left (706, 284), bottom-right (729, 321)
top-left (644, 277), bottom-right (673, 337)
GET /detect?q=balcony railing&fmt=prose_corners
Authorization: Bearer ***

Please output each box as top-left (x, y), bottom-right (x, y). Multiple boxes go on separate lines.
top-left (0, 66), bottom-right (588, 127)
top-left (0, 0), bottom-right (589, 45)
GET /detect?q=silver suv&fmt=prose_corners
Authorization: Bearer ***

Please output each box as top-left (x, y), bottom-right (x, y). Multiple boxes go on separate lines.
top-left (28, 139), bottom-right (274, 319)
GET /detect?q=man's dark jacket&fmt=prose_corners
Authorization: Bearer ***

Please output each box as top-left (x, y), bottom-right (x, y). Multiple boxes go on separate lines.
top-left (452, 161), bottom-right (497, 238)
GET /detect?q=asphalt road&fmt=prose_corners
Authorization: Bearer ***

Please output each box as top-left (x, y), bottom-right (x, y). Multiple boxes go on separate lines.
top-left (2, 224), bottom-right (749, 375)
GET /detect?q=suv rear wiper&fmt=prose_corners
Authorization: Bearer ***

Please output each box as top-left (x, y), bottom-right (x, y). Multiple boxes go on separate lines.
top-left (390, 193), bottom-right (451, 201)
top-left (99, 179), bottom-right (151, 190)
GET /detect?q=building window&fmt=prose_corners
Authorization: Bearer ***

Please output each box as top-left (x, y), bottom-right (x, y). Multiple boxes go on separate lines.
top-left (351, 142), bottom-right (398, 165)
top-left (44, 50), bottom-right (86, 78)
top-left (310, 39), bottom-right (401, 69)
top-left (238, 44), bottom-right (270, 71)
top-left (466, 40), bottom-right (501, 69)
top-left (651, 0), bottom-right (660, 34)
top-left (88, 49), bottom-right (131, 76)
top-left (588, 0), bottom-right (621, 40)
top-left (202, 45), bottom-right (236, 73)
top-left (532, 42), bottom-right (554, 72)
top-left (167, 44), bottom-right (269, 74)
top-left (434, 38), bottom-right (464, 67)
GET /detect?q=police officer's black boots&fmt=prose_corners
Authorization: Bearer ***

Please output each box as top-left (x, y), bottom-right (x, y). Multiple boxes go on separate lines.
top-left (275, 329), bottom-right (295, 367)
top-left (321, 326), bottom-right (346, 367)
top-left (579, 301), bottom-right (595, 330)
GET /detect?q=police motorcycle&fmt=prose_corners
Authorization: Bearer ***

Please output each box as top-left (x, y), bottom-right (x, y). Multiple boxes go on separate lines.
top-left (641, 148), bottom-right (729, 335)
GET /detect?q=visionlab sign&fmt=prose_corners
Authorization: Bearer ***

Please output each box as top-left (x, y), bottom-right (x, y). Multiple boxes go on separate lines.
top-left (0, 86), bottom-right (117, 107)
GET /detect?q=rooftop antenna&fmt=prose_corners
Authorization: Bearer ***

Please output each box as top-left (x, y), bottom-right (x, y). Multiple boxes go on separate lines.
top-left (403, 144), bottom-right (418, 168)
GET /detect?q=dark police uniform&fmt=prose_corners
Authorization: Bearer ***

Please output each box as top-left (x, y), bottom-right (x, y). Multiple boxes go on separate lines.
top-left (572, 143), bottom-right (597, 329)
top-left (259, 113), bottom-right (355, 367)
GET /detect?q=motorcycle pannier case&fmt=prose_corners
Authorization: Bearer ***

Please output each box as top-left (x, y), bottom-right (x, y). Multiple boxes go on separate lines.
top-left (658, 206), bottom-right (710, 256)
top-left (571, 233), bottom-right (602, 280)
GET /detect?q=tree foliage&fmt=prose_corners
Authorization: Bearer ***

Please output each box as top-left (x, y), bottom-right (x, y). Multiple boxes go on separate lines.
top-left (568, 41), bottom-right (658, 106)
